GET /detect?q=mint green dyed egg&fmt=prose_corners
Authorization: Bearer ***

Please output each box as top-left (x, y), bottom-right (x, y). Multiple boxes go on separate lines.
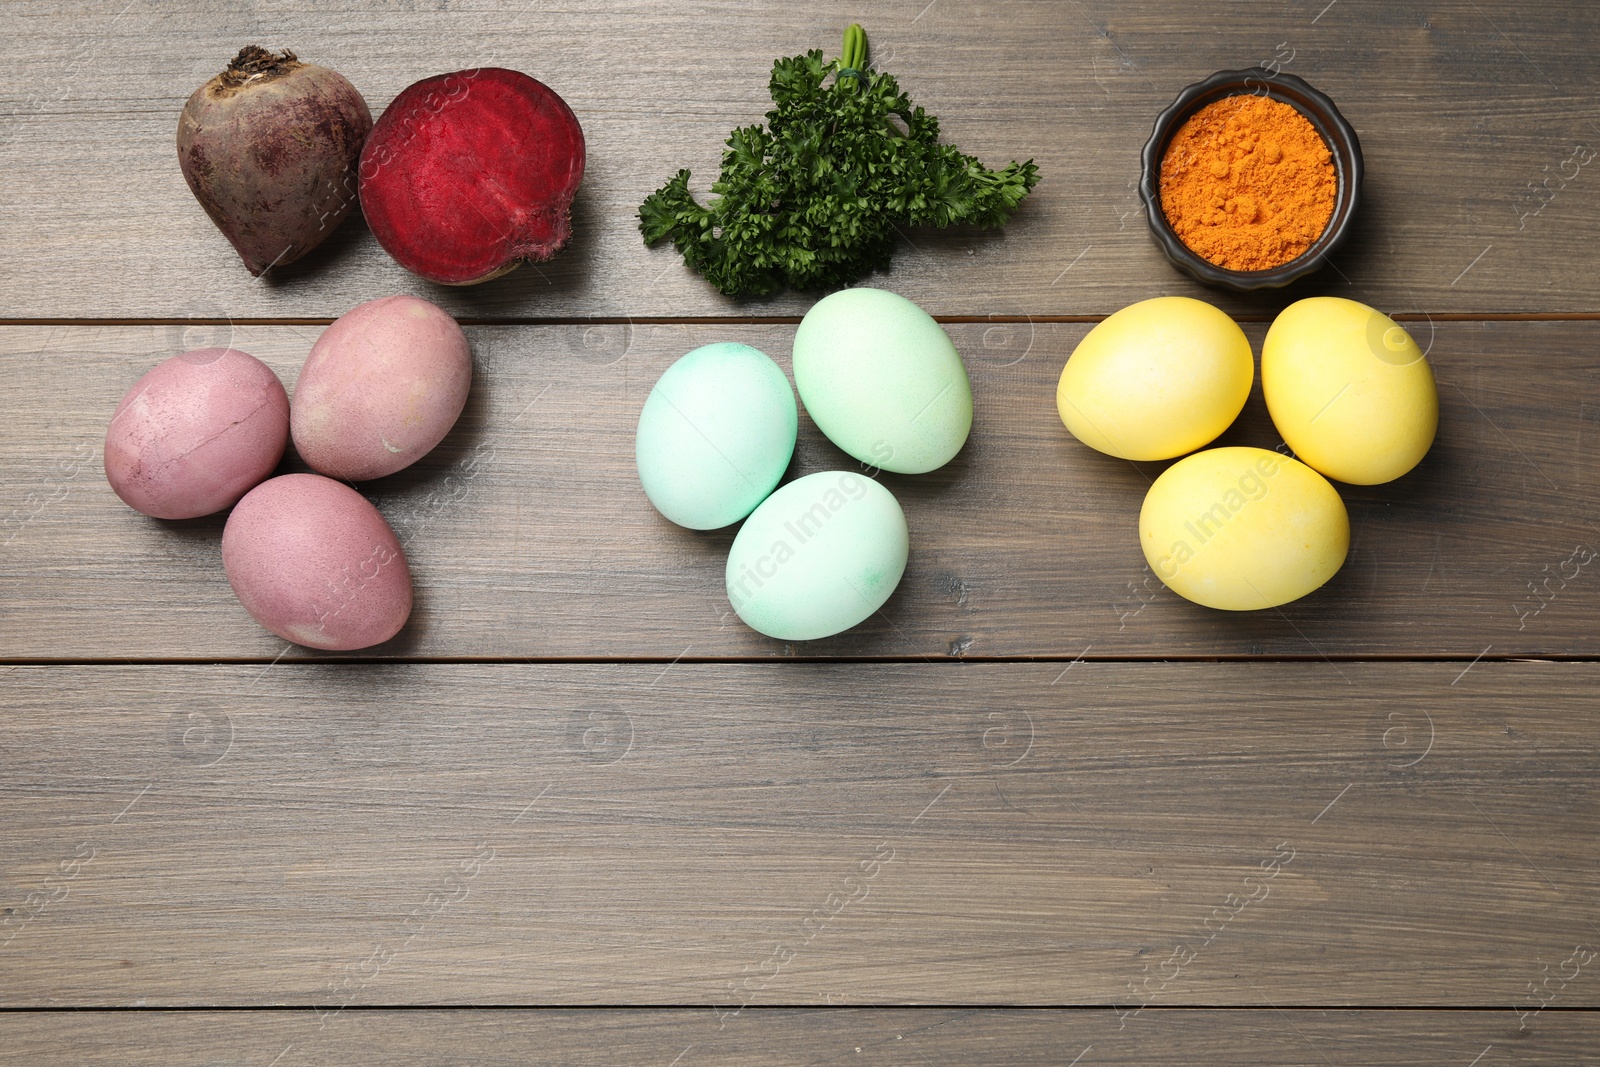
top-left (725, 470), bottom-right (909, 641)
top-left (636, 343), bottom-right (798, 530)
top-left (792, 288), bottom-right (973, 474)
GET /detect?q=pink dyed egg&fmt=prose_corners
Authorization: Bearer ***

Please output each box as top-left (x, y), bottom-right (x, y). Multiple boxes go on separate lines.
top-left (221, 473), bottom-right (412, 650)
top-left (104, 348), bottom-right (289, 519)
top-left (291, 295), bottom-right (472, 481)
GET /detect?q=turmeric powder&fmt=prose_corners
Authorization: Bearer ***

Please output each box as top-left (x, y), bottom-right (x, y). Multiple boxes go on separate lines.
top-left (1159, 94), bottom-right (1336, 272)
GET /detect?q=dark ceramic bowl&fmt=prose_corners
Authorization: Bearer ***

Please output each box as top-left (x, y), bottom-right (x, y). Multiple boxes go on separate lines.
top-left (1140, 68), bottom-right (1363, 291)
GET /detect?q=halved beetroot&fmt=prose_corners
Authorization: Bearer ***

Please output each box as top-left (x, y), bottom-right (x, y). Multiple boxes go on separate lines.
top-left (359, 68), bottom-right (585, 285)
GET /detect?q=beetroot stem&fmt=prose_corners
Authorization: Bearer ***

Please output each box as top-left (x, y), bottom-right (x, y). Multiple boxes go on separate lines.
top-left (219, 45), bottom-right (299, 88)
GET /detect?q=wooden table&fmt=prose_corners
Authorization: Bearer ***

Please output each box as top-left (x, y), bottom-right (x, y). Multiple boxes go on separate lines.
top-left (3, 1), bottom-right (1596, 1062)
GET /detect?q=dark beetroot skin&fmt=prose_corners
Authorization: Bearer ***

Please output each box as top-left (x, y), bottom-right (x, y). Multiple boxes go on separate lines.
top-left (178, 46), bottom-right (372, 276)
top-left (359, 68), bottom-right (585, 285)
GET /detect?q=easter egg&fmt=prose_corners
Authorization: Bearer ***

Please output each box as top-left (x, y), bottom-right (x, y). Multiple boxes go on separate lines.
top-left (792, 288), bottom-right (972, 474)
top-left (1056, 296), bottom-right (1253, 461)
top-left (104, 348), bottom-right (289, 519)
top-left (291, 295), bottom-right (472, 482)
top-left (1262, 297), bottom-right (1438, 485)
top-left (725, 470), bottom-right (909, 640)
top-left (636, 342), bottom-right (798, 529)
top-left (1139, 446), bottom-right (1348, 611)
top-left (221, 473), bottom-right (412, 650)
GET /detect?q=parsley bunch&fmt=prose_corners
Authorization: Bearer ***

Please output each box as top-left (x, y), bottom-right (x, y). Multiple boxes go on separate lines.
top-left (638, 24), bottom-right (1041, 297)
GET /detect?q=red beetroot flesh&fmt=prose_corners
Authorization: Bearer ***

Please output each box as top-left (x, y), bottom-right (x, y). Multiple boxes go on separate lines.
top-left (359, 68), bottom-right (585, 285)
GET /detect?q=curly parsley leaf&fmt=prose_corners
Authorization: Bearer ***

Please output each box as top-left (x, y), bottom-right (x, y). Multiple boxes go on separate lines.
top-left (638, 25), bottom-right (1040, 297)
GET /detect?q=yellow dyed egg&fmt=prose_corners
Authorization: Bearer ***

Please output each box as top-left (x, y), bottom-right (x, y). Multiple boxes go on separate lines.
top-left (1056, 296), bottom-right (1253, 461)
top-left (1262, 297), bottom-right (1438, 485)
top-left (1140, 447), bottom-right (1349, 611)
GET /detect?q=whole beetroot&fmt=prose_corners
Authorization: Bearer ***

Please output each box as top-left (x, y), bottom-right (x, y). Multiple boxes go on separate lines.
top-left (178, 46), bottom-right (372, 276)
top-left (359, 68), bottom-right (585, 285)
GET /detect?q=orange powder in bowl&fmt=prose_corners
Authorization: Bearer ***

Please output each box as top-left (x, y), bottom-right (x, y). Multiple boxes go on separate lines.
top-left (1159, 94), bottom-right (1337, 272)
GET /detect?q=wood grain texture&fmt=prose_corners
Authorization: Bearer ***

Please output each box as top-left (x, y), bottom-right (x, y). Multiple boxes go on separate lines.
top-left (0, 1009), bottom-right (1593, 1066)
top-left (3, 322), bottom-right (1595, 659)
top-left (2, 663), bottom-right (1593, 1006)
top-left (1, 1), bottom-right (1597, 319)
top-left (4, 0), bottom-right (1599, 1052)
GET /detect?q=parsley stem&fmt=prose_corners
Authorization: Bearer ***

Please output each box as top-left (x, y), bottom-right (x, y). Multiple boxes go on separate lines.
top-left (838, 23), bottom-right (868, 92)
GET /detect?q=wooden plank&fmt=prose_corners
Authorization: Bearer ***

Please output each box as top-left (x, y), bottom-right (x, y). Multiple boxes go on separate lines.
top-left (0, 1009), bottom-right (1593, 1065)
top-left (2, 321), bottom-right (1596, 659)
top-left (2, 662), bottom-right (1593, 1006)
top-left (1, 1), bottom-right (1597, 318)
